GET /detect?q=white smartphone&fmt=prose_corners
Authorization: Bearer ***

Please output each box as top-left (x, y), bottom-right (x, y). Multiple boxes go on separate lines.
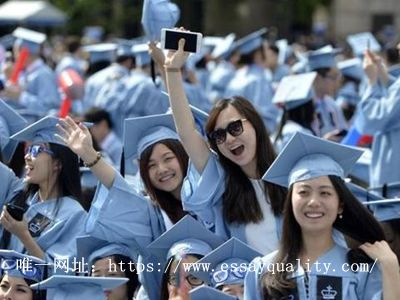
top-left (160, 28), bottom-right (203, 53)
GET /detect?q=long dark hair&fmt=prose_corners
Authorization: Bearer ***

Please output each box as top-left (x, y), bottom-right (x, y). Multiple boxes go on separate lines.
top-left (262, 175), bottom-right (386, 299)
top-left (0, 143), bottom-right (82, 248)
top-left (139, 139), bottom-right (189, 224)
top-left (274, 100), bottom-right (316, 145)
top-left (206, 97), bottom-right (286, 224)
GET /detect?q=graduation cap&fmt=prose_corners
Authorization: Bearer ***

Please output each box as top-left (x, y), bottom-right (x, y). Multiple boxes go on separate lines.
top-left (141, 0), bottom-right (180, 42)
top-left (346, 32), bottom-right (381, 57)
top-left (76, 236), bottom-right (132, 271)
top-left (123, 112), bottom-right (178, 167)
top-left (262, 132), bottom-right (364, 187)
top-left (146, 215), bottom-right (224, 261)
top-left (12, 27), bottom-right (46, 55)
top-left (115, 40), bottom-right (135, 58)
top-left (82, 43), bottom-right (117, 64)
top-left (272, 72), bottom-right (317, 110)
top-left (10, 116), bottom-right (92, 146)
top-left (338, 58), bottom-right (364, 81)
top-left (10, 116), bottom-right (64, 146)
top-left (131, 43), bottom-right (151, 67)
top-left (211, 33), bottom-right (236, 59)
top-left (190, 285), bottom-right (236, 300)
top-left (0, 99), bottom-right (27, 163)
top-left (291, 50), bottom-right (308, 74)
top-left (0, 250), bottom-right (46, 283)
top-left (363, 199), bottom-right (400, 222)
top-left (306, 45), bottom-right (341, 71)
top-left (235, 28), bottom-right (267, 55)
top-left (193, 237), bottom-right (261, 288)
top-left (30, 275), bottom-right (128, 300)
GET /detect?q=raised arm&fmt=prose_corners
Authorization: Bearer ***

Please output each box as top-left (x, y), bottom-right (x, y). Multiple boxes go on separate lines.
top-left (163, 37), bottom-right (211, 173)
top-left (360, 240), bottom-right (400, 300)
top-left (56, 116), bottom-right (116, 189)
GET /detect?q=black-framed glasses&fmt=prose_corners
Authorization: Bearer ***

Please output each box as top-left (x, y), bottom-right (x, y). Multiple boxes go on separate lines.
top-left (208, 119), bottom-right (247, 145)
top-left (168, 273), bottom-right (204, 287)
top-left (25, 144), bottom-right (55, 158)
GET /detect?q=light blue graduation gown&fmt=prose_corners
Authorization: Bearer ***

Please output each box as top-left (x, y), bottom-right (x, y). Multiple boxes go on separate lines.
top-left (83, 64), bottom-right (130, 112)
top-left (224, 64), bottom-right (281, 133)
top-left (336, 82), bottom-right (361, 108)
top-left (356, 78), bottom-right (400, 187)
top-left (183, 81), bottom-right (211, 113)
top-left (0, 162), bottom-right (86, 264)
top-left (314, 96), bottom-right (348, 137)
top-left (270, 64), bottom-right (291, 83)
top-left (55, 55), bottom-right (86, 77)
top-left (208, 60), bottom-right (236, 102)
top-left (181, 152), bottom-right (283, 247)
top-left (274, 121), bottom-right (315, 153)
top-left (18, 59), bottom-right (61, 114)
top-left (85, 170), bottom-right (168, 300)
top-left (244, 243), bottom-right (382, 300)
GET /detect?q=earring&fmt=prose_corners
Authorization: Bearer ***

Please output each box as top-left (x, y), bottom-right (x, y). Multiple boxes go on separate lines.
top-left (338, 214), bottom-right (343, 219)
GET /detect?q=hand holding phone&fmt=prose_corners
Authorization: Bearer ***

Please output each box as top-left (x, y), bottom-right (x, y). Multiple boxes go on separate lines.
top-left (6, 203), bottom-right (25, 221)
top-left (161, 29), bottom-right (203, 53)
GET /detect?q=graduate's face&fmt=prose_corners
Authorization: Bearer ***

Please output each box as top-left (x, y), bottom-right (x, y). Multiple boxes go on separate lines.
top-left (92, 257), bottom-right (128, 300)
top-left (23, 143), bottom-right (60, 185)
top-left (167, 255), bottom-right (204, 295)
top-left (214, 105), bottom-right (257, 173)
top-left (147, 143), bottom-right (183, 197)
top-left (292, 176), bottom-right (342, 234)
top-left (221, 283), bottom-right (244, 298)
top-left (0, 275), bottom-right (33, 300)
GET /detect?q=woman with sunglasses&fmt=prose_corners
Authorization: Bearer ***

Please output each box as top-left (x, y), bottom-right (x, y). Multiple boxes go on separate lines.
top-left (244, 133), bottom-right (400, 300)
top-left (0, 116), bottom-right (86, 263)
top-left (150, 36), bottom-right (286, 255)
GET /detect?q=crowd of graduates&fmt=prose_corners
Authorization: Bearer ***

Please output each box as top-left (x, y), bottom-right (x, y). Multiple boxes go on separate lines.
top-left (0, 1), bottom-right (400, 300)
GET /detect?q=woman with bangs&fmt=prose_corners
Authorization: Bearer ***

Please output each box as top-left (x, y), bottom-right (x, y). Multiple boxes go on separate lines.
top-left (244, 132), bottom-right (400, 300)
top-left (0, 116), bottom-right (86, 263)
top-left (149, 33), bottom-right (287, 256)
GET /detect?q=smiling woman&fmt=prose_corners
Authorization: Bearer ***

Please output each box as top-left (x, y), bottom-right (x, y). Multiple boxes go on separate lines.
top-left (244, 132), bottom-right (400, 300)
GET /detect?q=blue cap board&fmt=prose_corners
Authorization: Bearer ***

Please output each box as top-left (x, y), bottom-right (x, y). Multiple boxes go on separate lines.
top-left (307, 45), bottom-right (341, 71)
top-left (116, 40), bottom-right (134, 58)
top-left (369, 181), bottom-right (400, 199)
top-left (131, 43), bottom-right (151, 67)
top-left (82, 43), bottom-right (117, 64)
top-left (76, 235), bottom-right (132, 271)
top-left (10, 116), bottom-right (92, 147)
top-left (146, 215), bottom-right (224, 261)
top-left (272, 72), bottom-right (317, 110)
top-left (0, 250), bottom-right (46, 283)
top-left (30, 275), bottom-right (128, 300)
top-left (0, 99), bottom-right (27, 162)
top-left (192, 237), bottom-right (261, 287)
top-left (345, 181), bottom-right (382, 204)
top-left (262, 132), bottom-right (364, 187)
top-left (235, 28), bottom-right (267, 55)
top-left (12, 27), bottom-right (46, 55)
top-left (190, 286), bottom-right (236, 300)
top-left (338, 58), bottom-right (364, 81)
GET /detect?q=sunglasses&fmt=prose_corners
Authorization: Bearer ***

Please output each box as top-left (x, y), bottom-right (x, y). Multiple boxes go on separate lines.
top-left (25, 144), bottom-right (55, 158)
top-left (212, 266), bottom-right (246, 285)
top-left (208, 119), bottom-right (247, 145)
